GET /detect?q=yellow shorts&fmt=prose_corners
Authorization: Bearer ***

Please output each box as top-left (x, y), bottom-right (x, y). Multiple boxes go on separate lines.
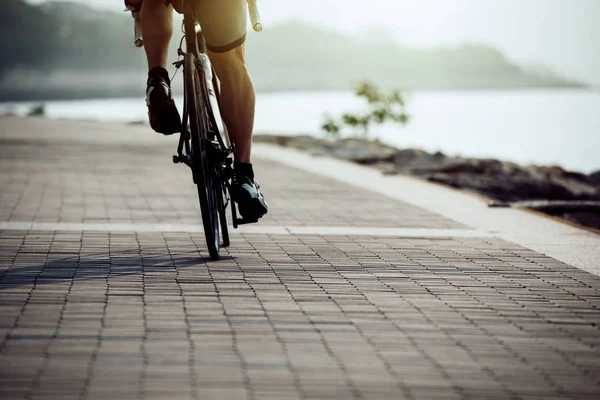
top-left (170, 0), bottom-right (247, 53)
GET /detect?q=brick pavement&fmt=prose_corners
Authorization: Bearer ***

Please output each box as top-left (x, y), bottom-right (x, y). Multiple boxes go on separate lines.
top-left (0, 118), bottom-right (461, 229)
top-left (1, 117), bottom-right (600, 399)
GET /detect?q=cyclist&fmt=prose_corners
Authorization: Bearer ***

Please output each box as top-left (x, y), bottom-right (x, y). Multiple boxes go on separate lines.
top-left (125, 0), bottom-right (268, 221)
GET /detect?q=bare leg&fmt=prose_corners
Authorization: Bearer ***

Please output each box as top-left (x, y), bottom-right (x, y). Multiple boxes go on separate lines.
top-left (139, 0), bottom-right (173, 69)
top-left (208, 45), bottom-right (255, 163)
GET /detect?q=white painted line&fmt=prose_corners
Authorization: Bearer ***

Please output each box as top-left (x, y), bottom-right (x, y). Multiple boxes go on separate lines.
top-left (253, 144), bottom-right (600, 276)
top-left (0, 222), bottom-right (487, 238)
top-left (285, 226), bottom-right (492, 237)
top-left (0, 222), bottom-right (33, 230)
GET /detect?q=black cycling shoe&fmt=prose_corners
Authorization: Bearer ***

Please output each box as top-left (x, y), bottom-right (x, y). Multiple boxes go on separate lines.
top-left (231, 177), bottom-right (268, 222)
top-left (146, 75), bottom-right (182, 135)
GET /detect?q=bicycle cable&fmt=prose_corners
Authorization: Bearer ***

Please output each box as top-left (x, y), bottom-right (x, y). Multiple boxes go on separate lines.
top-left (170, 35), bottom-right (186, 83)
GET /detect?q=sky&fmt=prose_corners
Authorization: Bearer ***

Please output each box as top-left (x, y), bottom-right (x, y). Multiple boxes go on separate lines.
top-left (29, 0), bottom-right (600, 85)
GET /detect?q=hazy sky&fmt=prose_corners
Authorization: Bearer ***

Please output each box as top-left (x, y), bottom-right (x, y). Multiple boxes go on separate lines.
top-left (29, 0), bottom-right (600, 85)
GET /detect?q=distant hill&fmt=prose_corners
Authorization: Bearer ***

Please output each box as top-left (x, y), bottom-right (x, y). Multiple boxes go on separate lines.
top-left (0, 0), bottom-right (587, 101)
top-left (245, 21), bottom-right (585, 91)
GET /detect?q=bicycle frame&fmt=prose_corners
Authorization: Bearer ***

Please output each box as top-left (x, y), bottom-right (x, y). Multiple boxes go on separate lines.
top-left (172, 4), bottom-right (228, 166)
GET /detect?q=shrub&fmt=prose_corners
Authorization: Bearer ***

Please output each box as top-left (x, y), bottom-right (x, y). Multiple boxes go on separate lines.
top-left (322, 81), bottom-right (409, 140)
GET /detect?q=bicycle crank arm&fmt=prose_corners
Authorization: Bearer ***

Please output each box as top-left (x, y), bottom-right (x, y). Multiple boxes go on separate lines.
top-left (231, 201), bottom-right (259, 229)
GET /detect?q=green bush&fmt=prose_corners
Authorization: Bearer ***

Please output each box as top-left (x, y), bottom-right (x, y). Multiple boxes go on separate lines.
top-left (321, 81), bottom-right (409, 140)
top-left (27, 104), bottom-right (46, 117)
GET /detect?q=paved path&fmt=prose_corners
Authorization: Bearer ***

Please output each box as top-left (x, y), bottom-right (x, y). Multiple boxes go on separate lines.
top-left (1, 117), bottom-right (600, 400)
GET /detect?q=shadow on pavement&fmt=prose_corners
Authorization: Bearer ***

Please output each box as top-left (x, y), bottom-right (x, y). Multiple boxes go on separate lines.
top-left (0, 249), bottom-right (235, 290)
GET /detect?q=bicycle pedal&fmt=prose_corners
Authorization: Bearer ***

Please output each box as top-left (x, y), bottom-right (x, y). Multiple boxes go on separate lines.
top-left (234, 218), bottom-right (259, 227)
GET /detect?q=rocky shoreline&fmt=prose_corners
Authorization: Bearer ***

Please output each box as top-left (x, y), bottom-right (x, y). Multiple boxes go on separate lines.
top-left (254, 134), bottom-right (600, 231)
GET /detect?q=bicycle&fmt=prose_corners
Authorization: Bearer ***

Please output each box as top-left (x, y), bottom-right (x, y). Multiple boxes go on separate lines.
top-left (129, 0), bottom-right (263, 259)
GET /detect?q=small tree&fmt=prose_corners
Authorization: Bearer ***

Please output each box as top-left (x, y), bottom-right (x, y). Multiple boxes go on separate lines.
top-left (322, 81), bottom-right (409, 140)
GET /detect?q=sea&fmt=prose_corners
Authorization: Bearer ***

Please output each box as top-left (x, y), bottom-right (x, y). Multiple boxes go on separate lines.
top-left (1, 89), bottom-right (599, 173)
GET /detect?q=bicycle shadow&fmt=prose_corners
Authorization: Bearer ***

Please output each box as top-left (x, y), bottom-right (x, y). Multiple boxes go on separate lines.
top-left (0, 249), bottom-right (235, 290)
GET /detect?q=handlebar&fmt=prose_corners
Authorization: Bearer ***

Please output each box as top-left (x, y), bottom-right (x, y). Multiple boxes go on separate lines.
top-left (124, 5), bottom-right (144, 47)
top-left (129, 0), bottom-right (263, 48)
top-left (246, 0), bottom-right (262, 32)
top-left (132, 11), bottom-right (143, 47)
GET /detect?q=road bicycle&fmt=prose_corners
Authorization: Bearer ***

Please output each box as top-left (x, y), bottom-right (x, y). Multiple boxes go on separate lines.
top-left (129, 0), bottom-right (262, 259)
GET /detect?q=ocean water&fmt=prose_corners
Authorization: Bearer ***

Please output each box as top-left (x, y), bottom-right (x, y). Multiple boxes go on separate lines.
top-left (2, 90), bottom-right (599, 173)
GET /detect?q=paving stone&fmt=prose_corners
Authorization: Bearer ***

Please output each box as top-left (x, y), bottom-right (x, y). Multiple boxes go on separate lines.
top-left (1, 118), bottom-right (600, 399)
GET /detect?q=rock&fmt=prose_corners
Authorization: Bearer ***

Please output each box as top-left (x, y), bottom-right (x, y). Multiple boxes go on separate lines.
top-left (395, 149), bottom-right (444, 166)
top-left (590, 170), bottom-right (600, 189)
top-left (424, 160), bottom-right (600, 202)
top-left (329, 138), bottom-right (398, 164)
top-left (256, 134), bottom-right (600, 204)
top-left (259, 134), bottom-right (600, 230)
top-left (561, 212), bottom-right (600, 230)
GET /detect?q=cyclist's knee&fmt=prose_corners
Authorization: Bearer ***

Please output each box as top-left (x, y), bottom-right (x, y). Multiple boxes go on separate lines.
top-left (208, 45), bottom-right (246, 68)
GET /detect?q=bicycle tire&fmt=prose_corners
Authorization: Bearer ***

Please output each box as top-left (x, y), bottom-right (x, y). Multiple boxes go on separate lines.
top-left (185, 54), bottom-right (220, 259)
top-left (212, 71), bottom-right (231, 248)
top-left (218, 184), bottom-right (230, 247)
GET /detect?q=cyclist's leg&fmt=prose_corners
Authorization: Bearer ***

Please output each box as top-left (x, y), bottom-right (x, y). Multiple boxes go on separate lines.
top-left (197, 0), bottom-right (267, 219)
top-left (208, 46), bottom-right (255, 164)
top-left (196, 0), bottom-right (254, 164)
top-left (131, 0), bottom-right (180, 134)
top-left (138, 0), bottom-right (173, 70)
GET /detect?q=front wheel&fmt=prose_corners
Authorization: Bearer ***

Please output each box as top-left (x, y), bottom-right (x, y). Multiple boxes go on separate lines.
top-left (185, 54), bottom-right (220, 259)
